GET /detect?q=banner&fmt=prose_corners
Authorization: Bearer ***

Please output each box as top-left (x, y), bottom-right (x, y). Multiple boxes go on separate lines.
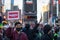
top-left (7, 11), bottom-right (20, 20)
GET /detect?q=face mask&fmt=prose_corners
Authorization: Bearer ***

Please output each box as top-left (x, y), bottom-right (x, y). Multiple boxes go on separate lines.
top-left (16, 28), bottom-right (22, 31)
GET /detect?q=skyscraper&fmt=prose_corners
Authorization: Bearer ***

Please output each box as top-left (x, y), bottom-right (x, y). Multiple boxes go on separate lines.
top-left (23, 0), bottom-right (37, 23)
top-left (11, 0), bottom-right (14, 10)
top-left (23, 0), bottom-right (37, 12)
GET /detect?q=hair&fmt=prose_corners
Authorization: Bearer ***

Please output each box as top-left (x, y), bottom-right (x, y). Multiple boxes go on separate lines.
top-left (25, 24), bottom-right (30, 29)
top-left (15, 22), bottom-right (22, 26)
top-left (55, 27), bottom-right (59, 33)
top-left (43, 24), bottom-right (52, 34)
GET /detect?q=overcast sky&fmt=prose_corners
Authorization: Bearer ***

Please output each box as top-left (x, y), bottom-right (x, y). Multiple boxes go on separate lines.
top-left (4, 0), bottom-right (50, 22)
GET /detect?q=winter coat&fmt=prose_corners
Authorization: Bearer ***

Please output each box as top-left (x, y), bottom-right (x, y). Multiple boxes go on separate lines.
top-left (5, 27), bottom-right (14, 40)
top-left (12, 31), bottom-right (28, 40)
top-left (41, 34), bottom-right (52, 40)
top-left (22, 28), bottom-right (33, 40)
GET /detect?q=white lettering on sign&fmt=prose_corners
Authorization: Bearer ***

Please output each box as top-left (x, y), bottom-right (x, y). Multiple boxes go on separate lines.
top-left (7, 11), bottom-right (20, 20)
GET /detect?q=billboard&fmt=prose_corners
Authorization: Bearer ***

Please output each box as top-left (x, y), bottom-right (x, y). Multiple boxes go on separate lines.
top-left (26, 0), bottom-right (33, 4)
top-left (7, 11), bottom-right (20, 20)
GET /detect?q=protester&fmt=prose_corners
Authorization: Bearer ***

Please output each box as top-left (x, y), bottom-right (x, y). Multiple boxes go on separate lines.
top-left (0, 13), bottom-right (3, 40)
top-left (11, 22), bottom-right (28, 40)
top-left (22, 24), bottom-right (33, 40)
top-left (31, 23), bottom-right (40, 40)
top-left (41, 24), bottom-right (52, 40)
top-left (34, 24), bottom-right (44, 40)
top-left (30, 23), bottom-right (35, 30)
top-left (54, 27), bottom-right (59, 40)
top-left (5, 23), bottom-right (14, 40)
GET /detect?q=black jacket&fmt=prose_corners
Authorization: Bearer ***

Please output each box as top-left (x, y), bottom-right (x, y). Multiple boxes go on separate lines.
top-left (41, 34), bottom-right (52, 40)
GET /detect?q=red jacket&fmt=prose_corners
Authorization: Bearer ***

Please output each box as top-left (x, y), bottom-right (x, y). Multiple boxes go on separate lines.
top-left (5, 27), bottom-right (14, 39)
top-left (12, 31), bottom-right (28, 40)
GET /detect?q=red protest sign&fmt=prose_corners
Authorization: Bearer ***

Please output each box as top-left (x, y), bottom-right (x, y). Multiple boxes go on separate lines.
top-left (7, 11), bottom-right (20, 20)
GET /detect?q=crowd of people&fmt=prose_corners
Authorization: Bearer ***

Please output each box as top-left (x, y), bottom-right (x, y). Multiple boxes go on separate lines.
top-left (0, 21), bottom-right (60, 40)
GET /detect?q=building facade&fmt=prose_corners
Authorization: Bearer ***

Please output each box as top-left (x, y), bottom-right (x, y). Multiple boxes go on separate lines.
top-left (23, 0), bottom-right (37, 24)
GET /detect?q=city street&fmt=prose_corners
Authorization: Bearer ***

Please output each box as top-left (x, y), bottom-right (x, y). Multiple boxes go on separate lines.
top-left (0, 0), bottom-right (60, 40)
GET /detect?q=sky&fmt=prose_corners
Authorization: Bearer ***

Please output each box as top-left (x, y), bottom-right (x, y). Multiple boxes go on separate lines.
top-left (4, 0), bottom-right (11, 10)
top-left (4, 0), bottom-right (23, 10)
top-left (4, 0), bottom-right (50, 23)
